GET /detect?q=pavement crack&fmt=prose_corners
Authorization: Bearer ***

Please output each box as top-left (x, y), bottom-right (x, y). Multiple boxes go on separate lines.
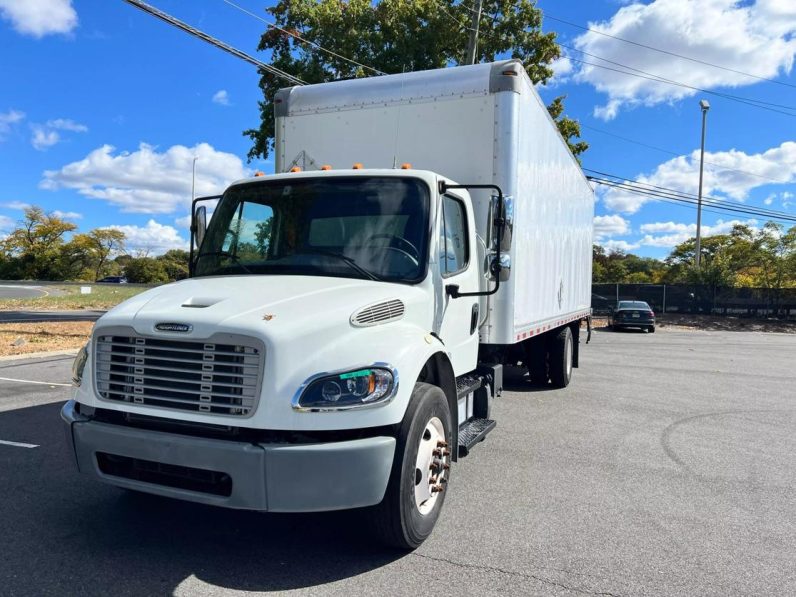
top-left (411, 552), bottom-right (622, 597)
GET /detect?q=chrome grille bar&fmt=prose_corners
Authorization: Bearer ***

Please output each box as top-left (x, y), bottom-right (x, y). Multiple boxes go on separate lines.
top-left (94, 331), bottom-right (263, 417)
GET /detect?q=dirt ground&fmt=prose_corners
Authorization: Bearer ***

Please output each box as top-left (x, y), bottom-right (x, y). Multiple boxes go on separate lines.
top-left (591, 313), bottom-right (796, 334)
top-left (0, 322), bottom-right (93, 357)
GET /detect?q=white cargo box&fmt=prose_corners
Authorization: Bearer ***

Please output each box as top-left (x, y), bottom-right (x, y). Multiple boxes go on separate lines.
top-left (275, 60), bottom-right (593, 345)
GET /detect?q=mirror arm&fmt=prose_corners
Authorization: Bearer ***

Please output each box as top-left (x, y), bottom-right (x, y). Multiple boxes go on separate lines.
top-left (438, 181), bottom-right (504, 298)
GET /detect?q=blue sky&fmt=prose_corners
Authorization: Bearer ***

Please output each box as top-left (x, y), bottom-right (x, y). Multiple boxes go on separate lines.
top-left (0, 0), bottom-right (794, 256)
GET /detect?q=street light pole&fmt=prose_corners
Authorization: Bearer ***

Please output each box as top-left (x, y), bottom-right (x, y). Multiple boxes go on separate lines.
top-left (695, 99), bottom-right (710, 268)
top-left (464, 0), bottom-right (483, 65)
top-left (191, 156), bottom-right (198, 202)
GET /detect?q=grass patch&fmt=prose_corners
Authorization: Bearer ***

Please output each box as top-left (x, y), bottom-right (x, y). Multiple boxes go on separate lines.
top-left (0, 321), bottom-right (93, 356)
top-left (0, 285), bottom-right (149, 311)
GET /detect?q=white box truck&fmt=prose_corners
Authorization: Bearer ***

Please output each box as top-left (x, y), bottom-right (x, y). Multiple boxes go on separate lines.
top-left (63, 60), bottom-right (593, 549)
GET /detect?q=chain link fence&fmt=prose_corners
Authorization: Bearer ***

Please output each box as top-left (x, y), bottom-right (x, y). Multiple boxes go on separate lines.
top-left (592, 284), bottom-right (796, 319)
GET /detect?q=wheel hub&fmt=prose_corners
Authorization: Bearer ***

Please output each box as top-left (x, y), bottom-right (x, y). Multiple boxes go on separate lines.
top-left (414, 416), bottom-right (449, 515)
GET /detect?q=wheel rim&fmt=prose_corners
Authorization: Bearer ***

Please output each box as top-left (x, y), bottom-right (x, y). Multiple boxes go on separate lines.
top-left (565, 333), bottom-right (573, 378)
top-left (414, 416), bottom-right (448, 515)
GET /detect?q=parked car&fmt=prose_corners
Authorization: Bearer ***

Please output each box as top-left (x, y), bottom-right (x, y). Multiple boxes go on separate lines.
top-left (610, 300), bottom-right (656, 332)
top-left (96, 276), bottom-right (127, 284)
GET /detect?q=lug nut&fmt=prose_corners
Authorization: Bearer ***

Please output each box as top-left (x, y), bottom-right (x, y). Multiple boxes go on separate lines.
top-left (443, 463), bottom-right (450, 470)
top-left (429, 476), bottom-right (438, 484)
top-left (431, 485), bottom-right (444, 493)
top-left (437, 441), bottom-right (448, 448)
top-left (432, 448), bottom-right (442, 457)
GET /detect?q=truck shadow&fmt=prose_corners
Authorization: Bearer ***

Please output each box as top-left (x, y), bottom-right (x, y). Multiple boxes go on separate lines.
top-left (501, 365), bottom-right (553, 393)
top-left (0, 401), bottom-right (405, 596)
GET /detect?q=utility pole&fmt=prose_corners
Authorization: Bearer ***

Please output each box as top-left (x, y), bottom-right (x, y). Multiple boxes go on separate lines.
top-left (695, 99), bottom-right (710, 268)
top-left (464, 0), bottom-right (483, 65)
top-left (191, 156), bottom-right (198, 202)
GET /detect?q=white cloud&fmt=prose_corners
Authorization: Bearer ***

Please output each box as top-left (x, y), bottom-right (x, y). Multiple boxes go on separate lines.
top-left (46, 118), bottom-right (87, 132)
top-left (31, 125), bottom-right (60, 150)
top-left (0, 109), bottom-right (24, 139)
top-left (30, 117), bottom-right (87, 150)
top-left (602, 239), bottom-right (640, 253)
top-left (545, 56), bottom-right (574, 86)
top-left (174, 215), bottom-right (192, 230)
top-left (638, 218), bottom-right (758, 247)
top-left (0, 0), bottom-right (77, 38)
top-left (574, 0), bottom-right (796, 119)
top-left (212, 90), bottom-right (230, 106)
top-left (2, 201), bottom-right (31, 210)
top-left (602, 141), bottom-right (796, 214)
top-left (593, 214), bottom-right (631, 240)
top-left (52, 210), bottom-right (82, 219)
top-left (41, 142), bottom-right (250, 214)
top-left (103, 220), bottom-right (186, 254)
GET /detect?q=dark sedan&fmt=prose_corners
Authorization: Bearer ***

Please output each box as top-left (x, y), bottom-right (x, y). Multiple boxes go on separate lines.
top-left (609, 300), bottom-right (656, 333)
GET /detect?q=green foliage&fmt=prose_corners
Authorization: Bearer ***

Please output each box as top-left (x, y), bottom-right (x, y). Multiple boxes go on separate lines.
top-left (157, 249), bottom-right (190, 281)
top-left (245, 0), bottom-right (587, 162)
top-left (594, 222), bottom-right (796, 288)
top-left (1, 207), bottom-right (77, 280)
top-left (123, 257), bottom-right (170, 284)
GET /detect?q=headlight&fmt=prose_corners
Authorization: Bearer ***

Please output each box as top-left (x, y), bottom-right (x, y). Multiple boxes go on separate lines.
top-left (72, 342), bottom-right (89, 386)
top-left (294, 366), bottom-right (397, 411)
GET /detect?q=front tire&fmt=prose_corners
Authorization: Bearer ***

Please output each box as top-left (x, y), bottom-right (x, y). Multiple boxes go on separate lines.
top-left (549, 326), bottom-right (574, 388)
top-left (369, 383), bottom-right (452, 550)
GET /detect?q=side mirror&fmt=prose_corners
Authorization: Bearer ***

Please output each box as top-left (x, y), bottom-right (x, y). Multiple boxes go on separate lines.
top-left (194, 205), bottom-right (207, 249)
top-left (489, 195), bottom-right (513, 252)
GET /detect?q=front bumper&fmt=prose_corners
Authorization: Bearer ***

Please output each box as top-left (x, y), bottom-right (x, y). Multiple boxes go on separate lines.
top-left (61, 400), bottom-right (396, 512)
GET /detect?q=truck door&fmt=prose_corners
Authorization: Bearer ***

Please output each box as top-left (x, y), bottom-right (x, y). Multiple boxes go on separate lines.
top-left (436, 194), bottom-right (479, 375)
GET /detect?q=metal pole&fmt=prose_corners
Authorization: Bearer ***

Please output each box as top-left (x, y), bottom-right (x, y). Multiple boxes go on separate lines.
top-left (464, 0), bottom-right (483, 65)
top-left (191, 157), bottom-right (198, 202)
top-left (695, 99), bottom-right (710, 267)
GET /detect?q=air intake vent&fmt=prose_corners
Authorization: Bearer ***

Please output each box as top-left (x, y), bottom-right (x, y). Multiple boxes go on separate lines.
top-left (351, 299), bottom-right (405, 327)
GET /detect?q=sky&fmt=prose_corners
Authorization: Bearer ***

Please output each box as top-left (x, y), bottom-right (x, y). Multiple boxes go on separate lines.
top-left (0, 0), bottom-right (794, 257)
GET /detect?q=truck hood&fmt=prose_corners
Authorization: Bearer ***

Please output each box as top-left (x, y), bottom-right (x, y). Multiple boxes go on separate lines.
top-left (97, 275), bottom-right (428, 340)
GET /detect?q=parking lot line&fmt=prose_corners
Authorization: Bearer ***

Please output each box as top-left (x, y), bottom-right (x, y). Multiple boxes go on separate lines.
top-left (0, 439), bottom-right (39, 449)
top-left (0, 376), bottom-right (72, 387)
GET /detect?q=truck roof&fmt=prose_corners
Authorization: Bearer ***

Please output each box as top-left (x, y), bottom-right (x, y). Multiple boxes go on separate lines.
top-left (227, 168), bottom-right (451, 190)
top-left (275, 60), bottom-right (524, 118)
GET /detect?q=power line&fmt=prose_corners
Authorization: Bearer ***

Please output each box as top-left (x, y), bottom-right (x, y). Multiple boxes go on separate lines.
top-left (560, 44), bottom-right (796, 112)
top-left (542, 12), bottom-right (796, 90)
top-left (589, 178), bottom-right (796, 224)
top-left (121, 0), bottom-right (305, 86)
top-left (219, 0), bottom-right (387, 75)
top-left (586, 172), bottom-right (796, 223)
top-left (580, 124), bottom-right (792, 185)
top-left (586, 168), bottom-right (795, 218)
top-left (567, 56), bottom-right (796, 119)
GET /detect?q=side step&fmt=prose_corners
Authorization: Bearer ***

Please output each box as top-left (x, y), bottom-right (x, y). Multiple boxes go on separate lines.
top-left (456, 373), bottom-right (483, 398)
top-left (457, 418), bottom-right (496, 457)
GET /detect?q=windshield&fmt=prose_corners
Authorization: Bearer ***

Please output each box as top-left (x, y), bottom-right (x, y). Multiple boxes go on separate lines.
top-left (194, 176), bottom-right (430, 283)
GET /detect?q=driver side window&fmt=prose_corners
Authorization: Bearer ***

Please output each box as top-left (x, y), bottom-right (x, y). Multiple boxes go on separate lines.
top-left (439, 195), bottom-right (469, 277)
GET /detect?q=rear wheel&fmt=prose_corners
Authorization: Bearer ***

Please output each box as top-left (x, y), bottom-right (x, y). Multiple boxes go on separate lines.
top-left (648, 325), bottom-right (656, 333)
top-left (369, 383), bottom-right (452, 550)
top-left (549, 326), bottom-right (574, 388)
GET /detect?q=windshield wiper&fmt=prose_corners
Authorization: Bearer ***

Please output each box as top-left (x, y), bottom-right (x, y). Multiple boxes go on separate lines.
top-left (196, 250), bottom-right (254, 274)
top-left (297, 249), bottom-right (382, 281)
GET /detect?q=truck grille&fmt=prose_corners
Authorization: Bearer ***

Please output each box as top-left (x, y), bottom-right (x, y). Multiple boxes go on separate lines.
top-left (95, 332), bottom-right (262, 417)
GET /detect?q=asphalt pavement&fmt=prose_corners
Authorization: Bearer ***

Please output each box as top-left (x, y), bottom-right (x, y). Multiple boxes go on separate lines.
top-left (0, 329), bottom-right (794, 596)
top-left (0, 285), bottom-right (50, 300)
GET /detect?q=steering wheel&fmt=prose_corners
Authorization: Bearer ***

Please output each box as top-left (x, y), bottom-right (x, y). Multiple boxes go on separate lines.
top-left (365, 234), bottom-right (420, 261)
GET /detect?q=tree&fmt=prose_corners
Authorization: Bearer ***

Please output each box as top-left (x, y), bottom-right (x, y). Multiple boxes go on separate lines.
top-left (76, 229), bottom-right (127, 281)
top-left (1, 207), bottom-right (76, 279)
top-left (245, 0), bottom-right (587, 161)
top-left (124, 257), bottom-right (170, 284)
top-left (157, 249), bottom-right (190, 281)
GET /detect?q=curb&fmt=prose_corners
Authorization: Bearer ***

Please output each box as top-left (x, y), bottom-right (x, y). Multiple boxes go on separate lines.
top-left (0, 349), bottom-right (79, 362)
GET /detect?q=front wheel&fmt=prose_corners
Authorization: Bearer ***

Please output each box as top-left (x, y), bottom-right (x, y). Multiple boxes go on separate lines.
top-left (369, 383), bottom-right (452, 549)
